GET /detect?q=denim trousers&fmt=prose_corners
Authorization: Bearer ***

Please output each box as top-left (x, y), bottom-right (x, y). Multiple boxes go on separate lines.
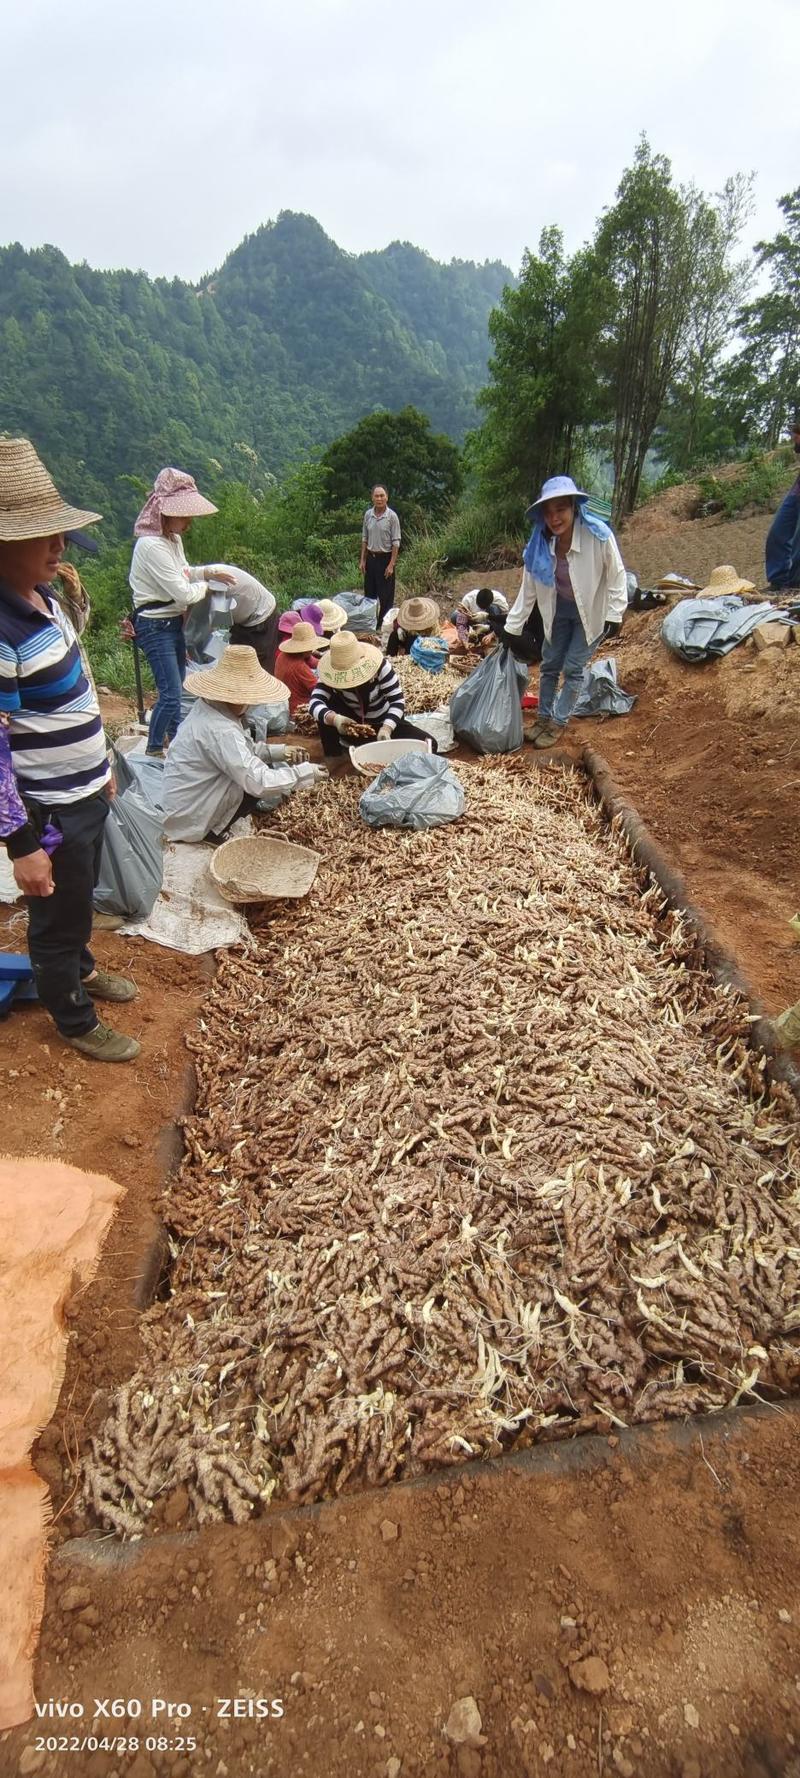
top-left (26, 789), bottom-right (110, 1036)
top-left (765, 487), bottom-right (800, 589)
top-left (538, 596), bottom-right (597, 727)
top-left (135, 614), bottom-right (187, 751)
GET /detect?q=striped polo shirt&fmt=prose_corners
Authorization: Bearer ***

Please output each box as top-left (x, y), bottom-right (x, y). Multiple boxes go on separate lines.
top-left (309, 657), bottom-right (405, 730)
top-left (0, 580), bottom-right (109, 804)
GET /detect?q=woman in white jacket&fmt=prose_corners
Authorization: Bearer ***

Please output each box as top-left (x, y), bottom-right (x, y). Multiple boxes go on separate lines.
top-left (504, 476), bottom-right (627, 748)
top-left (129, 467), bottom-right (234, 758)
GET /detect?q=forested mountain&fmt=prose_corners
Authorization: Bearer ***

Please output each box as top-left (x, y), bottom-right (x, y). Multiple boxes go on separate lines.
top-left (0, 212), bottom-right (512, 533)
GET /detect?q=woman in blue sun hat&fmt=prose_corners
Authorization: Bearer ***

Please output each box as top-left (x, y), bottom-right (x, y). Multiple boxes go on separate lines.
top-left (504, 475), bottom-right (628, 748)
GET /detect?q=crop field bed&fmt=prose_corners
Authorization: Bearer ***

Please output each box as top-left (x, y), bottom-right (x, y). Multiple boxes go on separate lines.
top-left (82, 757), bottom-right (800, 1535)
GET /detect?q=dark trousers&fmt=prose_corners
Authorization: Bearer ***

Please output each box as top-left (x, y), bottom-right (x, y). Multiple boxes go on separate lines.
top-left (26, 789), bottom-right (110, 1037)
top-left (364, 552), bottom-right (396, 622)
top-left (318, 714), bottom-right (438, 758)
top-left (230, 610), bottom-right (280, 673)
top-left (134, 614), bottom-right (186, 751)
top-left (766, 486), bottom-right (800, 589)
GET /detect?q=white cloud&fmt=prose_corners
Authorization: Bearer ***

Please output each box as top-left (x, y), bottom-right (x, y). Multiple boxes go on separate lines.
top-left (2, 0), bottom-right (798, 278)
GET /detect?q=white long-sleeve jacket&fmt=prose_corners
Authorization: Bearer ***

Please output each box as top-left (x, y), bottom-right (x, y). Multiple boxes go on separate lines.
top-left (505, 520), bottom-right (627, 646)
top-left (162, 698), bottom-right (321, 841)
top-left (129, 534), bottom-right (228, 619)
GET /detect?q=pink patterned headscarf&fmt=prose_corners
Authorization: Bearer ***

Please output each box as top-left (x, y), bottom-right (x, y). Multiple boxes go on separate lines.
top-left (133, 468), bottom-right (217, 537)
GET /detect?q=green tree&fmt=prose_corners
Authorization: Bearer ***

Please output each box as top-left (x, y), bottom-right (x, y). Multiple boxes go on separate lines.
top-left (720, 187), bottom-right (800, 447)
top-left (657, 174), bottom-right (755, 471)
top-left (474, 227), bottom-right (609, 521)
top-left (596, 139), bottom-right (702, 521)
top-left (320, 406), bottom-right (462, 525)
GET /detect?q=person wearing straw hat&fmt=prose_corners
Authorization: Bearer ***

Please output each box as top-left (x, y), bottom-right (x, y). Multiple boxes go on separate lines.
top-left (0, 437), bottom-right (140, 1062)
top-left (504, 475), bottom-right (627, 749)
top-left (129, 467), bottom-right (236, 759)
top-left (274, 620), bottom-right (329, 714)
top-left (308, 630), bottom-right (437, 756)
top-left (384, 596), bottom-right (440, 658)
top-left (315, 599), bottom-right (348, 637)
top-left (163, 646), bottom-right (327, 843)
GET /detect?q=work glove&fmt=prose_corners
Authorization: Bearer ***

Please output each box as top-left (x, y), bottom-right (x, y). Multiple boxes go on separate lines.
top-left (283, 746), bottom-right (311, 765)
top-left (601, 620), bottom-right (622, 642)
top-left (376, 723), bottom-right (395, 742)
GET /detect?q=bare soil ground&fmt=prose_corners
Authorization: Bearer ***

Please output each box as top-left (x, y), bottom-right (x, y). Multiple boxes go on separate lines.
top-left (3, 495), bottom-right (800, 1778)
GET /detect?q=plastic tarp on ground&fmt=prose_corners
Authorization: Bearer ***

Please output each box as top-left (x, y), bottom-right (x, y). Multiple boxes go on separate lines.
top-left (572, 657), bottom-right (637, 718)
top-left (359, 753), bottom-right (465, 830)
top-left (449, 647), bottom-right (528, 754)
top-left (661, 595), bottom-right (793, 661)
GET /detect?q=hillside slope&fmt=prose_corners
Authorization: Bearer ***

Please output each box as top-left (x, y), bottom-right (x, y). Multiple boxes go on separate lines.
top-left (0, 213), bottom-right (512, 532)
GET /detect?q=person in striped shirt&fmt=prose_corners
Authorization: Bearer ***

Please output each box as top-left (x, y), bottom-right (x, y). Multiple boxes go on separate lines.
top-left (308, 630), bottom-right (437, 756)
top-left (0, 438), bottom-right (139, 1063)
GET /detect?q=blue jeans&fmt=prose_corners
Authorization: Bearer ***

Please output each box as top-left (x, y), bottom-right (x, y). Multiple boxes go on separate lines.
top-left (538, 597), bottom-right (597, 728)
top-left (766, 485), bottom-right (800, 589)
top-left (134, 614), bottom-right (186, 751)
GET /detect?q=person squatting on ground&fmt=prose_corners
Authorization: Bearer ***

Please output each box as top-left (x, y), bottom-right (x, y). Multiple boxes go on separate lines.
top-left (384, 596), bottom-right (441, 657)
top-left (274, 620), bottom-right (329, 713)
top-left (129, 467), bottom-right (235, 758)
top-left (765, 413), bottom-right (800, 592)
top-left (0, 437), bottom-right (140, 1063)
top-left (453, 587), bottom-right (510, 651)
top-left (504, 476), bottom-right (627, 748)
top-left (162, 647), bottom-right (327, 842)
top-left (359, 484), bottom-right (401, 623)
top-left (308, 630), bottom-right (438, 755)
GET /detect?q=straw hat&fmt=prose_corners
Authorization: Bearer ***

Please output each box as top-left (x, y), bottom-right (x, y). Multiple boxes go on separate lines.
top-left (278, 621), bottom-right (330, 655)
top-left (697, 564), bottom-right (755, 599)
top-left (316, 630), bottom-right (383, 689)
top-left (398, 596), bottom-right (439, 634)
top-left (184, 644), bottom-right (289, 705)
top-left (316, 598), bottom-right (348, 634)
top-left (0, 437), bottom-right (101, 542)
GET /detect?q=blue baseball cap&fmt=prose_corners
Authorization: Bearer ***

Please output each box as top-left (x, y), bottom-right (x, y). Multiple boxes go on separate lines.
top-left (525, 476), bottom-right (590, 518)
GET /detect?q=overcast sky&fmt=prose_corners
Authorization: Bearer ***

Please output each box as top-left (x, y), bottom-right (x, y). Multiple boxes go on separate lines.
top-left (3, 0), bottom-right (798, 281)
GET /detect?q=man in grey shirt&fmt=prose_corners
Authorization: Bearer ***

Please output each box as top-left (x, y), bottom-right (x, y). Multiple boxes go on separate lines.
top-left (359, 484), bottom-right (401, 621)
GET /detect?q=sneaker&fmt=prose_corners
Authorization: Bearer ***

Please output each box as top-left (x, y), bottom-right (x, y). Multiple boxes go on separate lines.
top-left (63, 1021), bottom-right (141, 1063)
top-left (84, 968), bottom-right (138, 1003)
top-left (145, 748), bottom-right (165, 760)
top-left (532, 722), bottom-right (562, 749)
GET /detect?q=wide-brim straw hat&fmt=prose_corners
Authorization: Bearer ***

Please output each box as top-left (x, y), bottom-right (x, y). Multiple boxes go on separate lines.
top-left (0, 437), bottom-right (101, 542)
top-left (697, 564), bottom-right (755, 599)
top-left (184, 644), bottom-right (289, 705)
top-left (398, 596), bottom-right (439, 634)
top-left (279, 621), bottom-right (330, 655)
top-left (316, 630), bottom-right (383, 689)
top-left (316, 598), bottom-right (348, 634)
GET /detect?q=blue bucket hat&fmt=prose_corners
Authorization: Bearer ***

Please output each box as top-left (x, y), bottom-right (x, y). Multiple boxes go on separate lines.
top-left (525, 475), bottom-right (590, 519)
